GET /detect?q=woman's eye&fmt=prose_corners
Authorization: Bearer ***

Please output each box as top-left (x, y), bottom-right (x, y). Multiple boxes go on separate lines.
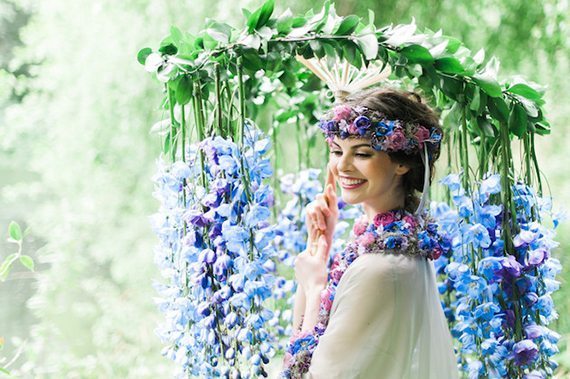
top-left (330, 151), bottom-right (371, 158)
top-left (355, 153), bottom-right (371, 158)
top-left (330, 151), bottom-right (342, 156)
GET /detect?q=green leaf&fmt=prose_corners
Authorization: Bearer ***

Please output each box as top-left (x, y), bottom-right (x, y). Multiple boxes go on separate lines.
top-left (257, 0), bottom-right (275, 29)
top-left (19, 255), bottom-right (34, 272)
top-left (434, 57), bottom-right (464, 74)
top-left (206, 22), bottom-right (232, 44)
top-left (170, 26), bottom-right (184, 47)
top-left (440, 76), bottom-right (463, 102)
top-left (0, 367), bottom-right (10, 375)
top-left (163, 129), bottom-right (171, 155)
top-left (247, 9), bottom-right (262, 33)
top-left (508, 103), bottom-right (527, 138)
top-left (241, 51), bottom-right (264, 72)
top-left (291, 17), bottom-right (307, 28)
top-left (400, 44), bottom-right (433, 64)
top-left (175, 76), bottom-right (193, 105)
top-left (487, 97), bottom-right (509, 123)
top-left (137, 48), bottom-right (152, 65)
top-left (507, 83), bottom-right (542, 102)
top-left (334, 15), bottom-right (360, 35)
top-left (444, 36), bottom-right (461, 53)
top-left (158, 39), bottom-right (178, 55)
top-left (8, 221), bottom-right (22, 241)
top-left (355, 33), bottom-right (378, 60)
top-left (473, 74), bottom-right (502, 98)
top-left (469, 86), bottom-right (480, 112)
top-left (342, 40), bottom-right (358, 67)
top-left (309, 40), bottom-right (325, 59)
top-left (276, 8), bottom-right (294, 35)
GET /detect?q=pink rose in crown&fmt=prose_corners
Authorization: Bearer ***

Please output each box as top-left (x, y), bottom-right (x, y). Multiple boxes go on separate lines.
top-left (356, 232), bottom-right (376, 247)
top-left (353, 219), bottom-right (368, 236)
top-left (373, 213), bottom-right (396, 227)
top-left (414, 126), bottom-right (431, 147)
top-left (385, 129), bottom-right (407, 151)
top-left (348, 123), bottom-right (359, 134)
top-left (333, 105), bottom-right (352, 121)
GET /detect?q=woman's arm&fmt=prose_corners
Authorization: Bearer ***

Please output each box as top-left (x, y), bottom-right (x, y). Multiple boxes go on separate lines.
top-left (301, 286), bottom-right (324, 332)
top-left (292, 283), bottom-right (306, 332)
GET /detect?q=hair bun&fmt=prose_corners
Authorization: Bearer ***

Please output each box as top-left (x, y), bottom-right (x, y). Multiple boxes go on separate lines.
top-left (405, 91), bottom-right (423, 104)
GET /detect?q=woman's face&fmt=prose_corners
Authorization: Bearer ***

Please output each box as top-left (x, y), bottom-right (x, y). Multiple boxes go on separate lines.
top-left (328, 136), bottom-right (409, 213)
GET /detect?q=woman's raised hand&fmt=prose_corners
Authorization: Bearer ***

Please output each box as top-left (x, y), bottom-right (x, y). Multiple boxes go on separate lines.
top-left (294, 164), bottom-right (339, 293)
top-left (307, 164), bottom-right (339, 257)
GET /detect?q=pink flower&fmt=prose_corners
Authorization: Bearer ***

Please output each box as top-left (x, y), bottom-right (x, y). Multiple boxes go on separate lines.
top-left (373, 213), bottom-right (396, 227)
top-left (333, 105), bottom-right (352, 121)
top-left (330, 267), bottom-right (344, 284)
top-left (320, 287), bottom-right (334, 312)
top-left (430, 247), bottom-right (443, 260)
top-left (353, 219), bottom-right (368, 236)
top-left (347, 123), bottom-right (359, 134)
top-left (414, 126), bottom-right (431, 147)
top-left (356, 232), bottom-right (376, 247)
top-left (385, 129), bottom-right (408, 151)
top-left (403, 215), bottom-right (417, 229)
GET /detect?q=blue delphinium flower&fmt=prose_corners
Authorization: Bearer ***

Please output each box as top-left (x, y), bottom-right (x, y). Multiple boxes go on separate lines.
top-left (150, 121), bottom-right (279, 378)
top-left (432, 172), bottom-right (563, 378)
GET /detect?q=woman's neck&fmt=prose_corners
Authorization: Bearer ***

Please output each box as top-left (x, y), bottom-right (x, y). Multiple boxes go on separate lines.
top-left (362, 192), bottom-right (406, 224)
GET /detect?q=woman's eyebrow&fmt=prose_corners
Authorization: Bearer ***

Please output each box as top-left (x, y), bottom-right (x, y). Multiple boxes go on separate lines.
top-left (331, 142), bottom-right (373, 149)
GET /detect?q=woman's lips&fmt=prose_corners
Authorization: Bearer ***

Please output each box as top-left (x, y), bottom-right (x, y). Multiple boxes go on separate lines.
top-left (339, 178), bottom-right (367, 189)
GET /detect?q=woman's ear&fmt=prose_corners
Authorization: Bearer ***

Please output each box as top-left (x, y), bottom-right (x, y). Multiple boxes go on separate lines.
top-left (395, 164), bottom-right (410, 176)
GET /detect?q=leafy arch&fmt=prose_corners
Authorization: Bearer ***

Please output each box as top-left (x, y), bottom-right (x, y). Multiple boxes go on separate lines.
top-left (141, 1), bottom-right (556, 377)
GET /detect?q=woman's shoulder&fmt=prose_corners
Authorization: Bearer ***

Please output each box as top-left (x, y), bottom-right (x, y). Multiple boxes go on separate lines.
top-left (346, 252), bottom-right (424, 283)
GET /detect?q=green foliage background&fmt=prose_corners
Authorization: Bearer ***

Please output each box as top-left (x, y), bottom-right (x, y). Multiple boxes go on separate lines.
top-left (0, 0), bottom-right (568, 377)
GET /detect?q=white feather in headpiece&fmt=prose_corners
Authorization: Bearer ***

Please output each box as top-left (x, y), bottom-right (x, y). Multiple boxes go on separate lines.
top-left (295, 55), bottom-right (392, 103)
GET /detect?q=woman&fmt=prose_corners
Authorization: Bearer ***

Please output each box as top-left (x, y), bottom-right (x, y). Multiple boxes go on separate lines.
top-left (280, 88), bottom-right (459, 378)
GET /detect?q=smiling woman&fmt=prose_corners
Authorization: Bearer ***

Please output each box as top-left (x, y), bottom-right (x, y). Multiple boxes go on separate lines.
top-left (281, 88), bottom-right (457, 379)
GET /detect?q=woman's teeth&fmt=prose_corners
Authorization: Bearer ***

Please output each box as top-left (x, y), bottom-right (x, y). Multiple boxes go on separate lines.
top-left (340, 178), bottom-right (366, 186)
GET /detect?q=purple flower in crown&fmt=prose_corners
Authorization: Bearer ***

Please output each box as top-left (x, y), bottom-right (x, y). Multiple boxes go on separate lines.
top-left (414, 126), bottom-right (431, 148)
top-left (354, 115), bottom-right (371, 135)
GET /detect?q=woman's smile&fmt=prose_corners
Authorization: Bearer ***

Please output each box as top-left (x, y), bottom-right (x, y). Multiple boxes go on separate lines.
top-left (339, 177), bottom-right (367, 189)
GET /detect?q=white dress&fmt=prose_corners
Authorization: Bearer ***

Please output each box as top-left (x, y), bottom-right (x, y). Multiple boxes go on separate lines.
top-left (305, 253), bottom-right (459, 379)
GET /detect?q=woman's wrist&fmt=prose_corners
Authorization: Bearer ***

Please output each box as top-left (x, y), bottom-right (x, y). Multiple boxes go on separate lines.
top-left (304, 285), bottom-right (325, 299)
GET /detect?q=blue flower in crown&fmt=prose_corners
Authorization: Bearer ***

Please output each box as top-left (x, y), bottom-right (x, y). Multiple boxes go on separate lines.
top-left (375, 120), bottom-right (393, 137)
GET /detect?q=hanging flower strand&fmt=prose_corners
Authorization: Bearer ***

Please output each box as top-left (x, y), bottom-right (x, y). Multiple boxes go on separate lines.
top-left (151, 121), bottom-right (279, 378)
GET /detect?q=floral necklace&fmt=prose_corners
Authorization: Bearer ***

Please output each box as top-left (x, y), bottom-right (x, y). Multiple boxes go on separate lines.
top-left (280, 207), bottom-right (448, 379)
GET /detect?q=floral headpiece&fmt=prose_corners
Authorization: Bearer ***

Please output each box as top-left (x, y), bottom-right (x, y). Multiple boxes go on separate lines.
top-left (318, 104), bottom-right (442, 156)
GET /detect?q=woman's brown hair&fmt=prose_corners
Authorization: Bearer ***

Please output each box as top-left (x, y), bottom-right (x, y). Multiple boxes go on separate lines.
top-left (343, 88), bottom-right (443, 212)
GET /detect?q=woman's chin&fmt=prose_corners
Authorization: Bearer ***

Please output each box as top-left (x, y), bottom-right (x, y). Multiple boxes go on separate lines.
top-left (340, 193), bottom-right (361, 205)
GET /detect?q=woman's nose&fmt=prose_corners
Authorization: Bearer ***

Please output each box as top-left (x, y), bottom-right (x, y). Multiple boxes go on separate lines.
top-left (336, 153), bottom-right (353, 172)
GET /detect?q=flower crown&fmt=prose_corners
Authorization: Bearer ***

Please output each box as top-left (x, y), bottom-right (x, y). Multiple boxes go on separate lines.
top-left (318, 104), bottom-right (442, 156)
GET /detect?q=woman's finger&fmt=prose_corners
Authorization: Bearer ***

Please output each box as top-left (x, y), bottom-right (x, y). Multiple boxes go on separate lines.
top-left (326, 163), bottom-right (336, 192)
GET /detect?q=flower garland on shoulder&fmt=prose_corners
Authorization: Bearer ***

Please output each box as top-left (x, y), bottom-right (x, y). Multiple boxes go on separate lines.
top-left (280, 207), bottom-right (450, 378)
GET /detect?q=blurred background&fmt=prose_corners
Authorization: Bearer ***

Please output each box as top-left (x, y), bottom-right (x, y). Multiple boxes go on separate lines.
top-left (0, 0), bottom-right (568, 377)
